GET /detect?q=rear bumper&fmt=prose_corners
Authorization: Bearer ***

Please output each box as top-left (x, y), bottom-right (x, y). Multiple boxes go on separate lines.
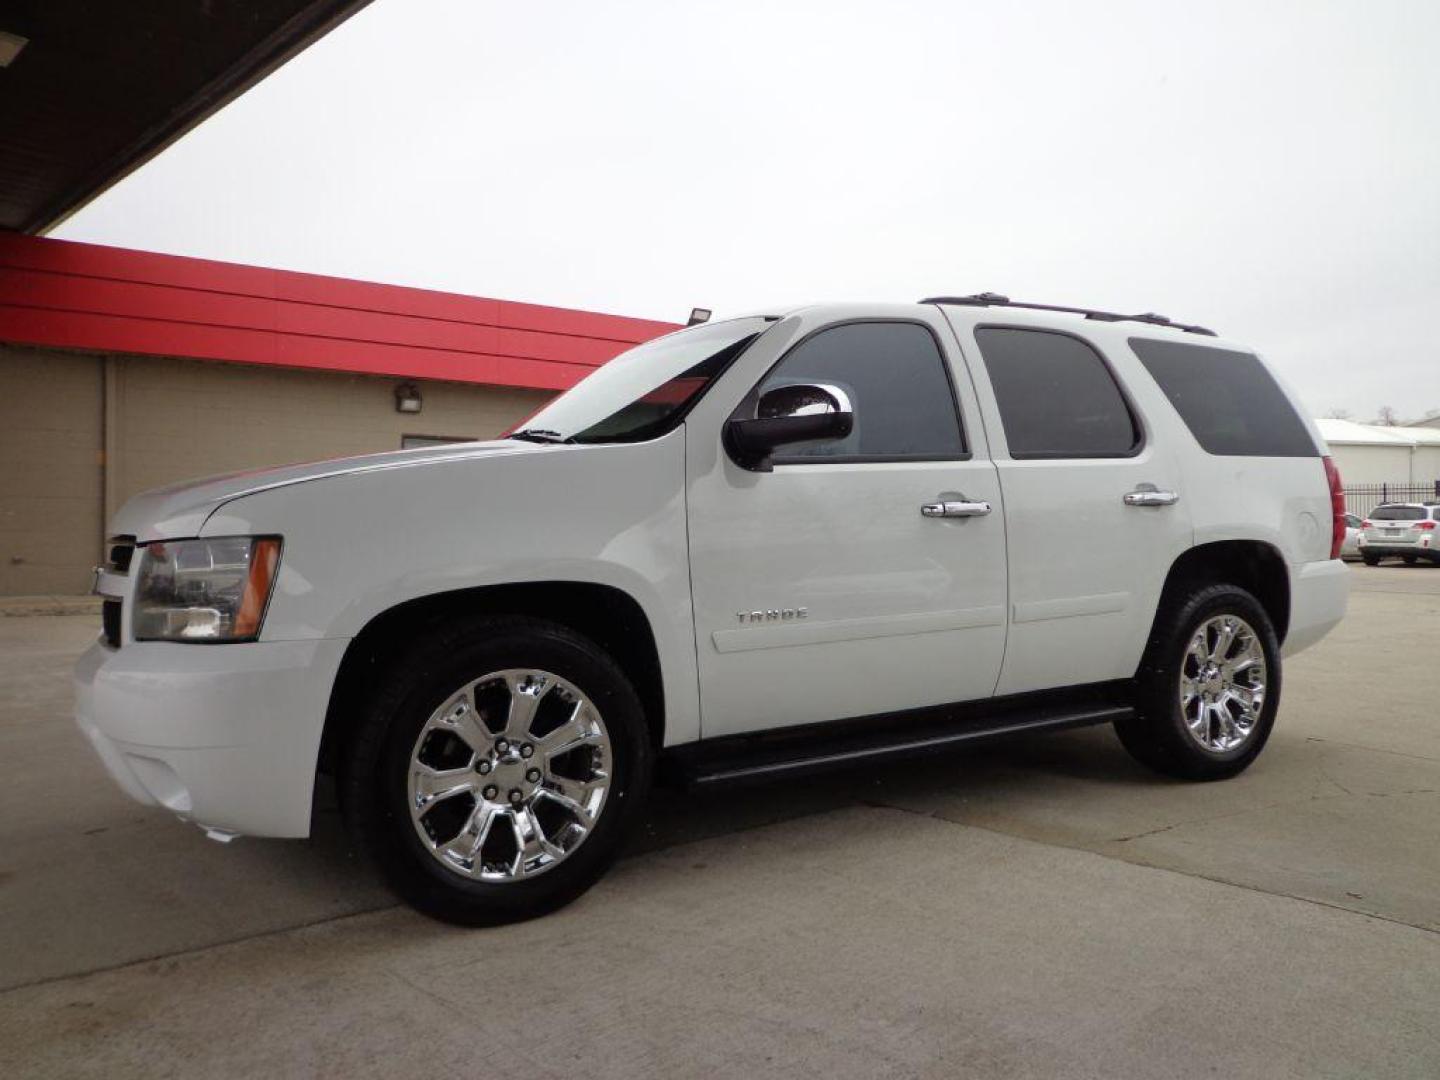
top-left (74, 635), bottom-right (348, 838)
top-left (1357, 544), bottom-right (1436, 558)
top-left (1283, 559), bottom-right (1349, 657)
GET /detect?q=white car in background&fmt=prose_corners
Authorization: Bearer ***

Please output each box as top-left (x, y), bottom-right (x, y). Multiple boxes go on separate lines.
top-left (1340, 513), bottom-right (1363, 560)
top-left (1358, 503), bottom-right (1440, 566)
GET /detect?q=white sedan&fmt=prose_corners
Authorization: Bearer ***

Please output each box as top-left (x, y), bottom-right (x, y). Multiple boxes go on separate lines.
top-left (1340, 513), bottom-right (1363, 560)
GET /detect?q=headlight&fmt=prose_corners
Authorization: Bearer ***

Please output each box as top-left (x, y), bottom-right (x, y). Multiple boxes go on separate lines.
top-left (133, 537), bottom-right (282, 642)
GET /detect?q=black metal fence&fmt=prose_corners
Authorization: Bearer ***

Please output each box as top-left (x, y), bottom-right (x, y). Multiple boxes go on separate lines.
top-left (1344, 481), bottom-right (1440, 517)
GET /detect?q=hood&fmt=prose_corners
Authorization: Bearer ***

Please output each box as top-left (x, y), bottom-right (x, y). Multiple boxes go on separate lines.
top-left (111, 439), bottom-right (550, 542)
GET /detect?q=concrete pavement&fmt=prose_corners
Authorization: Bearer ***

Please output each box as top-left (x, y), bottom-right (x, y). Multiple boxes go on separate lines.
top-left (1, 565), bottom-right (1437, 1077)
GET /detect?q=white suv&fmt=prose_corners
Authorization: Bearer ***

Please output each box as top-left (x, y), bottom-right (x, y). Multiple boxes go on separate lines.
top-left (77, 295), bottom-right (1350, 924)
top-left (1357, 503), bottom-right (1440, 565)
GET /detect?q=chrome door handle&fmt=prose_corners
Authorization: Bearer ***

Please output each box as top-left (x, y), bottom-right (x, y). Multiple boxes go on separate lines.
top-left (1123, 487), bottom-right (1179, 507)
top-left (921, 500), bottom-right (992, 518)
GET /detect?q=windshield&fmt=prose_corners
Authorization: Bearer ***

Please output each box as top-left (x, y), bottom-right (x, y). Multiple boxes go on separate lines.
top-left (1371, 506), bottom-right (1425, 521)
top-left (514, 317), bottom-right (772, 444)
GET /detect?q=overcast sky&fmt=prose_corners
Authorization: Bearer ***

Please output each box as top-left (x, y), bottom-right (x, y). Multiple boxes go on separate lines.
top-left (55, 0), bottom-right (1440, 420)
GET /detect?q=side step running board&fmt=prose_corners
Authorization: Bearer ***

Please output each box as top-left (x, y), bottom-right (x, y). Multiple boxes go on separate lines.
top-left (666, 693), bottom-right (1134, 789)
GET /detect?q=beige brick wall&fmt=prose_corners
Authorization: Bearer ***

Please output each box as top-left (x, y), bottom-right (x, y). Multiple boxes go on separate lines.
top-left (0, 344), bottom-right (554, 595)
top-left (111, 355), bottom-right (551, 502)
top-left (0, 344), bottom-right (104, 595)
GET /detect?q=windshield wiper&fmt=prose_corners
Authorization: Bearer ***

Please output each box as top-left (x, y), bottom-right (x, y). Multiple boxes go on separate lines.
top-left (505, 428), bottom-right (571, 444)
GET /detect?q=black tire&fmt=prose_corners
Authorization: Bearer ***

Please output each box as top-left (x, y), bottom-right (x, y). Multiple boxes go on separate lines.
top-left (1361, 553), bottom-right (1381, 566)
top-left (1115, 582), bottom-right (1281, 781)
top-left (340, 615), bottom-right (653, 926)
top-left (1402, 555), bottom-right (1418, 566)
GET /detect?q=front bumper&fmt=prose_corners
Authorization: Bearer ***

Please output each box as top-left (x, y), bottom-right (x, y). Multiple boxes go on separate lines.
top-left (74, 634), bottom-right (348, 838)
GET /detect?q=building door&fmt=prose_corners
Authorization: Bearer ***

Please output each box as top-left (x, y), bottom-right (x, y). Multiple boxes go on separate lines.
top-left (0, 345), bottom-right (103, 595)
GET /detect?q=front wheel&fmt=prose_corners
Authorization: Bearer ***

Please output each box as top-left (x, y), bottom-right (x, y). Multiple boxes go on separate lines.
top-left (341, 616), bottom-right (653, 925)
top-left (1116, 583), bottom-right (1280, 781)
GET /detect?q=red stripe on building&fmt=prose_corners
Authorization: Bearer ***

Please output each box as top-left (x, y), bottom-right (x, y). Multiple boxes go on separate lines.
top-left (0, 234), bottom-right (678, 390)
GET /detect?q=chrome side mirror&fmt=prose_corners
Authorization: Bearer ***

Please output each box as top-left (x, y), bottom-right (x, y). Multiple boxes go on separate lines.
top-left (725, 382), bottom-right (854, 470)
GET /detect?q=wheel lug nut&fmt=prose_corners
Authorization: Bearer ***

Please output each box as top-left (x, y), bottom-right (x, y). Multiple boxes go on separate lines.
top-left (495, 739), bottom-right (509, 753)
top-left (520, 744), bottom-right (534, 759)
top-left (508, 788), bottom-right (524, 804)
top-left (476, 761), bottom-right (491, 775)
top-left (526, 768), bottom-right (541, 783)
top-left (482, 785), bottom-right (499, 800)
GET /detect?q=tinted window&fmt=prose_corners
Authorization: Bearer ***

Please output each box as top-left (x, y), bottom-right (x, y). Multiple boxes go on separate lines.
top-left (1433, 507), bottom-right (1440, 520)
top-left (1345, 514), bottom-right (1361, 528)
top-left (1372, 506), bottom-right (1425, 521)
top-left (1129, 338), bottom-right (1317, 457)
top-left (757, 322), bottom-right (965, 461)
top-left (973, 328), bottom-right (1139, 458)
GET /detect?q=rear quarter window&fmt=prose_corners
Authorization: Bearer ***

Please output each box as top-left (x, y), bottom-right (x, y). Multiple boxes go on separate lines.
top-left (1128, 338), bottom-right (1318, 457)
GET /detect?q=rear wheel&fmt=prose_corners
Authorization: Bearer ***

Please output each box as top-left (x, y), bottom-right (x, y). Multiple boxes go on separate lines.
top-left (341, 616), bottom-right (653, 925)
top-left (1402, 555), bottom-right (1418, 566)
top-left (1362, 553), bottom-right (1381, 566)
top-left (1116, 583), bottom-right (1280, 781)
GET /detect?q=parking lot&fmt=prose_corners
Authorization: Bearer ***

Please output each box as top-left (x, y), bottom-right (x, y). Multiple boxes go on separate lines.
top-left (1, 566), bottom-right (1437, 1078)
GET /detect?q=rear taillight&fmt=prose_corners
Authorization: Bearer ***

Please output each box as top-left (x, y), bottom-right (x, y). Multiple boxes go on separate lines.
top-left (1417, 521), bottom-right (1437, 531)
top-left (1323, 456), bottom-right (1346, 559)
top-left (1361, 520), bottom-right (1372, 529)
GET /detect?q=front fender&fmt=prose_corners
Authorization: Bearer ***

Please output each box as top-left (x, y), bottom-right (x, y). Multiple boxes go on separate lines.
top-left (200, 430), bottom-right (700, 744)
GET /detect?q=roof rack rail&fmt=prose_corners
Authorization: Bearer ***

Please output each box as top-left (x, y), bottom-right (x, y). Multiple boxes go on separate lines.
top-left (918, 292), bottom-right (1217, 337)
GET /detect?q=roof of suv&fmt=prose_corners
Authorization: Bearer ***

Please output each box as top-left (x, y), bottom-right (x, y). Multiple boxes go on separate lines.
top-left (745, 297), bottom-right (1246, 352)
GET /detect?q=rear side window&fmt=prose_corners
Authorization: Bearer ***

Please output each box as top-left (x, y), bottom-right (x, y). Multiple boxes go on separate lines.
top-left (973, 328), bottom-right (1140, 458)
top-left (1372, 506), bottom-right (1425, 521)
top-left (1433, 507), bottom-right (1440, 521)
top-left (1345, 514), bottom-right (1361, 528)
top-left (1129, 338), bottom-right (1317, 457)
top-left (758, 321), bottom-right (966, 462)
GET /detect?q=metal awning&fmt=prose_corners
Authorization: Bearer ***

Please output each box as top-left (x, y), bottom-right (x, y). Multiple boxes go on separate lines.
top-left (0, 0), bottom-right (374, 234)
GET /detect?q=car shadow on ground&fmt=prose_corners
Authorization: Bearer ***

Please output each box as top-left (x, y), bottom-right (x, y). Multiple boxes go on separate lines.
top-left (633, 724), bottom-right (1155, 855)
top-left (304, 722), bottom-right (1156, 879)
top-left (13, 724), bottom-right (1164, 993)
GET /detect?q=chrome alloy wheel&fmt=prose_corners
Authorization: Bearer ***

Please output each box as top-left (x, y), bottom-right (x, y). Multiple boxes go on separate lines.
top-left (407, 669), bottom-right (611, 881)
top-left (1179, 615), bottom-right (1268, 753)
